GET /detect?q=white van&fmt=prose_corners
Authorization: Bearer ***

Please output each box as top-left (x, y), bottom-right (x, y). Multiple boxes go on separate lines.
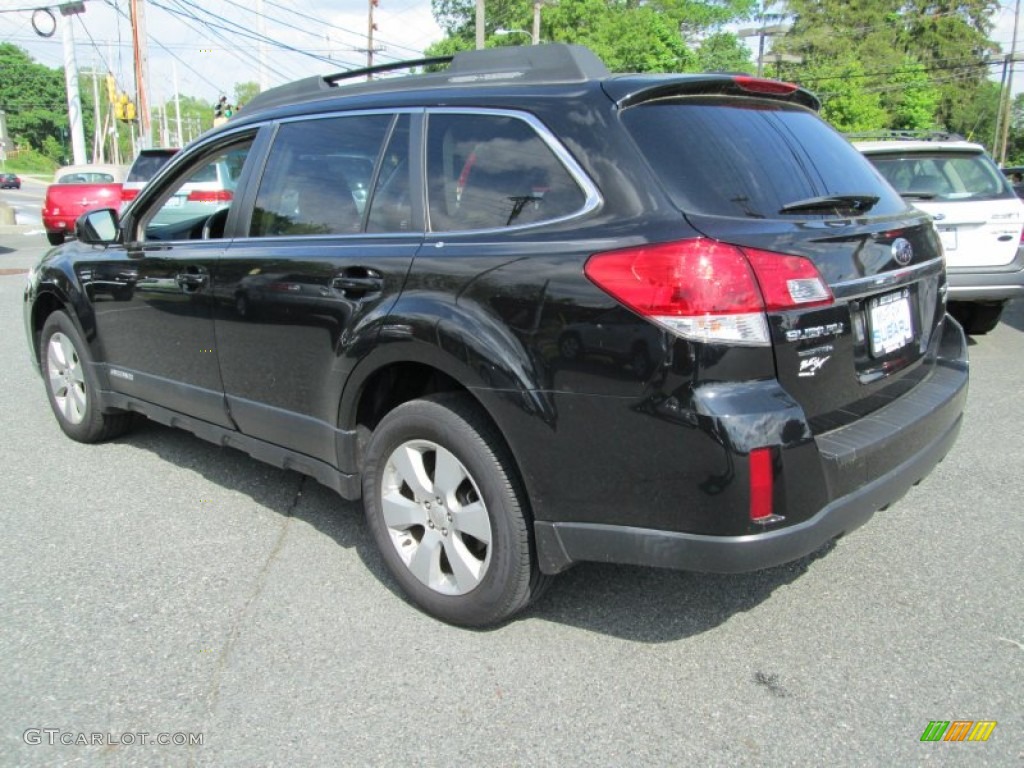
top-left (855, 134), bottom-right (1024, 334)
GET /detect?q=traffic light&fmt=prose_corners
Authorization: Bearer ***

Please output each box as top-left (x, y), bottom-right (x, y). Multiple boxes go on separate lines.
top-left (114, 93), bottom-right (126, 120)
top-left (105, 74), bottom-right (116, 103)
top-left (214, 96), bottom-right (227, 120)
top-left (125, 101), bottom-right (136, 121)
top-left (224, 104), bottom-right (233, 118)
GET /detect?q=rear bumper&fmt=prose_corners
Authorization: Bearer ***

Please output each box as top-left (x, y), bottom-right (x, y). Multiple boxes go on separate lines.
top-left (947, 246), bottom-right (1024, 301)
top-left (535, 317), bottom-right (969, 575)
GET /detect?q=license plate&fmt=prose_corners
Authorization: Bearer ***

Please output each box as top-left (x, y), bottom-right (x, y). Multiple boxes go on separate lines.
top-left (938, 226), bottom-right (957, 251)
top-left (869, 290), bottom-right (914, 356)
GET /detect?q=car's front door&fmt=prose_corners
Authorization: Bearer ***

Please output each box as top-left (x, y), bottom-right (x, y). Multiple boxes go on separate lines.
top-left (212, 111), bottom-right (422, 464)
top-left (89, 133), bottom-right (257, 427)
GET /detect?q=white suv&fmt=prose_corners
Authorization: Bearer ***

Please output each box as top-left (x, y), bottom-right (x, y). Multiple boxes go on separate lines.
top-left (855, 133), bottom-right (1024, 334)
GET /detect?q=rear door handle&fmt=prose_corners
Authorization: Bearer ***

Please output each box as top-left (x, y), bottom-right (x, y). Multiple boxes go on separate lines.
top-left (176, 266), bottom-right (208, 292)
top-left (331, 268), bottom-right (383, 297)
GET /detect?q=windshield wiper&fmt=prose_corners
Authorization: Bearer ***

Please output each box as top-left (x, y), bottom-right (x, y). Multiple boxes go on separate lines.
top-left (778, 194), bottom-right (880, 215)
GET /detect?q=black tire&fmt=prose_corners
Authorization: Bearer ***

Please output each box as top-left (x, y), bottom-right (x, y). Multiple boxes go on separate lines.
top-left (362, 393), bottom-right (549, 626)
top-left (46, 231), bottom-right (65, 247)
top-left (949, 301), bottom-right (1004, 336)
top-left (40, 311), bottom-right (134, 443)
top-left (558, 331), bottom-right (583, 361)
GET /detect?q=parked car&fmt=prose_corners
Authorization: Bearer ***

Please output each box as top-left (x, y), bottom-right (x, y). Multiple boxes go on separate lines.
top-left (41, 163), bottom-right (127, 246)
top-left (24, 45), bottom-right (968, 626)
top-left (121, 147), bottom-right (179, 205)
top-left (854, 133), bottom-right (1024, 334)
top-left (0, 172), bottom-right (21, 189)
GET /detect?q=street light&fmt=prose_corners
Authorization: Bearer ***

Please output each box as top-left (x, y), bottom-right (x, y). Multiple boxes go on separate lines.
top-left (495, 28), bottom-right (539, 45)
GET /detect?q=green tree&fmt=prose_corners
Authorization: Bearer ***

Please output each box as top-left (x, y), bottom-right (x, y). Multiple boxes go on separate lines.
top-left (234, 81), bottom-right (260, 109)
top-left (886, 58), bottom-right (939, 131)
top-left (0, 44), bottom-right (67, 152)
top-left (427, 0), bottom-right (755, 72)
top-left (799, 57), bottom-right (887, 132)
top-left (775, 0), bottom-right (998, 140)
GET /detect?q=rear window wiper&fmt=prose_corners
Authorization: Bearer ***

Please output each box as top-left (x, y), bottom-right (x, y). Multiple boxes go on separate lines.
top-left (778, 194), bottom-right (880, 215)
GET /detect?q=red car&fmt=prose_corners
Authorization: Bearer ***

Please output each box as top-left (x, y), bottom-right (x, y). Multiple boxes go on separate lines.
top-left (42, 163), bottom-right (127, 246)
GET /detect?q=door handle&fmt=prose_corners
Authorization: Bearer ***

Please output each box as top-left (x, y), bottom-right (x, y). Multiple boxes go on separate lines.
top-left (176, 266), bottom-right (208, 292)
top-left (331, 268), bottom-right (383, 297)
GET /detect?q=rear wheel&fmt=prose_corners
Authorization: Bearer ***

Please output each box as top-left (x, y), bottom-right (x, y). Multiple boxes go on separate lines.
top-left (362, 393), bottom-right (548, 626)
top-left (40, 312), bottom-right (133, 443)
top-left (46, 231), bottom-right (65, 246)
top-left (949, 301), bottom-right (1004, 336)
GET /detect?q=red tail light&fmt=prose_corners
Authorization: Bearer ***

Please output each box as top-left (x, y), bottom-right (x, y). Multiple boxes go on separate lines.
top-left (584, 239), bottom-right (832, 345)
top-left (733, 76), bottom-right (798, 96)
top-left (749, 447), bottom-right (774, 521)
top-left (121, 188), bottom-right (140, 203)
top-left (186, 190), bottom-right (233, 203)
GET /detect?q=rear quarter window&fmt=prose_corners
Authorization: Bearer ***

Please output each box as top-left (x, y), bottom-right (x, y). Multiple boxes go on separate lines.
top-left (622, 97), bottom-right (907, 219)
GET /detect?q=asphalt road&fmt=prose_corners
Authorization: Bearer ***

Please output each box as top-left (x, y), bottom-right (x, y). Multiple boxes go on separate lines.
top-left (1, 231), bottom-right (1021, 767)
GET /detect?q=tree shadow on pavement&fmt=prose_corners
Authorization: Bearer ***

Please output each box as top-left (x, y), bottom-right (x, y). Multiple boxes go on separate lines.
top-left (119, 419), bottom-right (838, 644)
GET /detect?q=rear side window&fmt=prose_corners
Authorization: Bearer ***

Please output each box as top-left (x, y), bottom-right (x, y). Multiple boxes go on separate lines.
top-left (622, 97), bottom-right (907, 219)
top-left (250, 113), bottom-right (395, 237)
top-left (427, 112), bottom-right (586, 232)
top-left (865, 152), bottom-right (1015, 202)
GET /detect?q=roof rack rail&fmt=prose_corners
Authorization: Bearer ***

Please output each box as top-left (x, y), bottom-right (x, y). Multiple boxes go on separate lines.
top-left (236, 44), bottom-right (611, 118)
top-left (322, 55), bottom-right (455, 86)
top-left (844, 129), bottom-right (966, 142)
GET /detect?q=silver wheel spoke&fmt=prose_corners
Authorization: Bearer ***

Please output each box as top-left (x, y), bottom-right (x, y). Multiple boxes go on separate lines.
top-left (433, 446), bottom-right (467, 498)
top-left (48, 371), bottom-right (66, 397)
top-left (407, 529), bottom-right (444, 587)
top-left (68, 383), bottom-right (87, 418)
top-left (451, 500), bottom-right (491, 543)
top-left (444, 536), bottom-right (484, 590)
top-left (59, 335), bottom-right (78, 373)
top-left (381, 490), bottom-right (425, 531)
top-left (390, 444), bottom-right (434, 500)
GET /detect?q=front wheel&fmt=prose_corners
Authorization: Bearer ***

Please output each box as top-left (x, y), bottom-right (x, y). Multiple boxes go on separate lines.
top-left (40, 312), bottom-right (133, 443)
top-left (362, 393), bottom-right (548, 626)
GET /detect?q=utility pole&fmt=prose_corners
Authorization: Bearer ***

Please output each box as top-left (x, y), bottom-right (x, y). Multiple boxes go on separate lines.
top-left (130, 0), bottom-right (152, 149)
top-left (59, 3), bottom-right (87, 165)
top-left (475, 0), bottom-right (484, 49)
top-left (257, 0), bottom-right (268, 92)
top-left (173, 62), bottom-right (182, 147)
top-left (998, 0), bottom-right (1022, 165)
top-left (532, 1), bottom-right (541, 45)
top-left (90, 65), bottom-right (103, 162)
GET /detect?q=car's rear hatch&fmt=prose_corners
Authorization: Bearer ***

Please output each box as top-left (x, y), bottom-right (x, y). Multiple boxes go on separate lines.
top-left (608, 77), bottom-right (948, 430)
top-left (859, 147), bottom-right (1023, 269)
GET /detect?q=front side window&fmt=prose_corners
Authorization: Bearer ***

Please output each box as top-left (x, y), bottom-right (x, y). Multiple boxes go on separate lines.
top-left (141, 141), bottom-right (252, 241)
top-left (249, 113), bottom-right (397, 237)
top-left (426, 112), bottom-right (586, 232)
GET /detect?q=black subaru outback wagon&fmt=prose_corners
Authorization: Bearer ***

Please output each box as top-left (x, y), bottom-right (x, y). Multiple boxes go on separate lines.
top-left (24, 45), bottom-right (968, 626)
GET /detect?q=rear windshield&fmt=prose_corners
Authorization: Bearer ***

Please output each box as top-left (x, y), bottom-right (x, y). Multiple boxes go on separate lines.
top-left (621, 97), bottom-right (907, 219)
top-left (127, 151), bottom-right (177, 183)
top-left (863, 151), bottom-right (1015, 202)
top-left (57, 172), bottom-right (116, 184)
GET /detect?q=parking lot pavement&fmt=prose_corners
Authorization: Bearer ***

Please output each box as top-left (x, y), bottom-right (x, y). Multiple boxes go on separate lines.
top-left (1, 231), bottom-right (1021, 766)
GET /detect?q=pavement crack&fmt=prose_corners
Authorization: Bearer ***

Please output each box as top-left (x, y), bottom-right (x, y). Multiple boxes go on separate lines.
top-left (189, 473), bottom-right (307, 767)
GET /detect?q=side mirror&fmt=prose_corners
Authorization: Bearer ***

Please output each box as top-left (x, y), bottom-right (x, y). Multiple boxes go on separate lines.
top-left (75, 208), bottom-right (121, 245)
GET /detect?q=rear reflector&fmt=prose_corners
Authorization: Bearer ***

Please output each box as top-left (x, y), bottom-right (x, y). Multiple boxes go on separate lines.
top-left (733, 76), bottom-right (799, 96)
top-left (187, 190), bottom-right (233, 203)
top-left (121, 188), bottom-right (140, 203)
top-left (584, 239), bottom-right (833, 346)
top-left (749, 447), bottom-right (774, 521)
